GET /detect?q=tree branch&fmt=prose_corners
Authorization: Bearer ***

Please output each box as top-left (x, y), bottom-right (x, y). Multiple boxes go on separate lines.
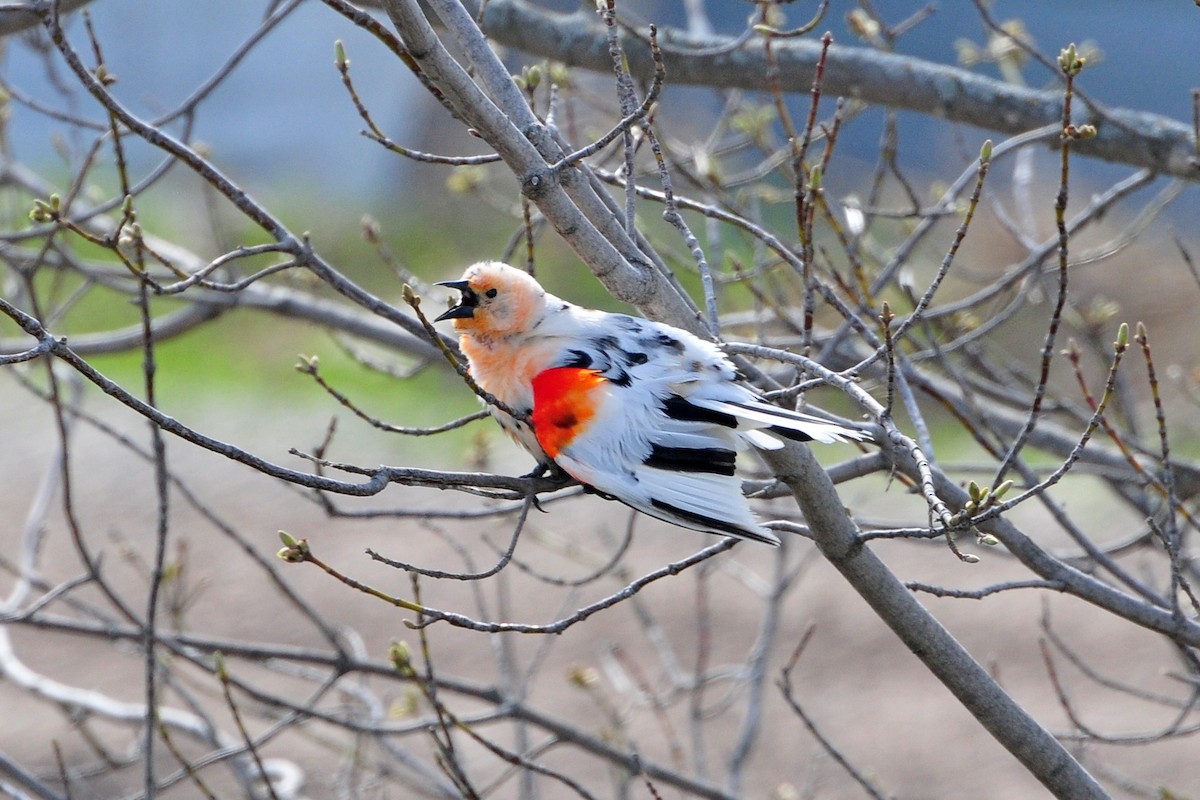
top-left (469, 0), bottom-right (1200, 181)
top-left (765, 442), bottom-right (1108, 798)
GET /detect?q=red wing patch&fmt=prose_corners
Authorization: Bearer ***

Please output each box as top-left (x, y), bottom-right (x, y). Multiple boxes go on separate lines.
top-left (531, 367), bottom-right (607, 458)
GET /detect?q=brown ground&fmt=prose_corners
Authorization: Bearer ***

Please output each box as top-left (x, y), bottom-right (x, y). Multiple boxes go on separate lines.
top-left (1, 377), bottom-right (1196, 800)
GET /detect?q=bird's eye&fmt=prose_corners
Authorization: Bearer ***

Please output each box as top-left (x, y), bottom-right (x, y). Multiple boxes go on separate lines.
top-left (485, 288), bottom-right (498, 298)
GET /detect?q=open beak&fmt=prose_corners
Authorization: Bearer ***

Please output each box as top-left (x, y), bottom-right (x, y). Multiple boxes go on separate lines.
top-left (434, 280), bottom-right (477, 321)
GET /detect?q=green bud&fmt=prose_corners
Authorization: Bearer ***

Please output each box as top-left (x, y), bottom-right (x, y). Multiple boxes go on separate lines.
top-left (294, 354), bottom-right (318, 373)
top-left (846, 9), bottom-right (881, 41)
top-left (567, 664), bottom-right (599, 688)
top-left (1080, 297), bottom-right (1120, 328)
top-left (390, 641), bottom-right (414, 676)
top-left (29, 195), bottom-right (63, 223)
top-left (548, 63), bottom-right (571, 88)
top-left (390, 689), bottom-right (419, 718)
top-left (524, 64), bottom-right (542, 91)
top-left (446, 165), bottom-right (484, 195)
top-left (335, 40), bottom-right (347, 66)
top-left (1058, 43), bottom-right (1075, 71)
top-left (879, 301), bottom-right (894, 326)
top-left (1058, 43), bottom-right (1085, 76)
top-left (979, 139), bottom-right (993, 161)
top-left (955, 39), bottom-right (981, 68)
top-left (276, 534), bottom-right (309, 563)
top-left (1115, 321), bottom-right (1129, 349)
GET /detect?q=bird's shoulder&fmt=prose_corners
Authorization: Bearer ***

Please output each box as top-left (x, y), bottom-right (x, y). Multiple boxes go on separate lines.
top-left (546, 310), bottom-right (736, 389)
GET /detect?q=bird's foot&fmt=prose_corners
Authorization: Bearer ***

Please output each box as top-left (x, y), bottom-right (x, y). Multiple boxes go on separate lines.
top-left (522, 462), bottom-right (573, 513)
top-left (521, 462), bottom-right (552, 480)
top-left (522, 461), bottom-right (571, 483)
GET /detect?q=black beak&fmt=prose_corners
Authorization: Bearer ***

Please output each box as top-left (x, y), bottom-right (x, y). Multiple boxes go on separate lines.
top-left (434, 280), bottom-right (477, 321)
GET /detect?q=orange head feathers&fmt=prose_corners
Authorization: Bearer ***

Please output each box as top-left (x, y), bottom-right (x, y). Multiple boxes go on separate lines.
top-left (435, 261), bottom-right (548, 340)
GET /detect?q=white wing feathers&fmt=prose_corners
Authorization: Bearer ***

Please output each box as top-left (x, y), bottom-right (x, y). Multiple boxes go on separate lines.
top-left (739, 429), bottom-right (785, 450)
top-left (533, 305), bottom-right (869, 543)
top-left (632, 468), bottom-right (779, 546)
top-left (689, 396), bottom-right (872, 445)
top-left (555, 444), bottom-right (781, 545)
top-left (550, 361), bottom-right (867, 544)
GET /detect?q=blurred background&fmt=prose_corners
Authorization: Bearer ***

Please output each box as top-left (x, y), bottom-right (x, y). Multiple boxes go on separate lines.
top-left (8, 1), bottom-right (1199, 215)
top-left (2, 2), bottom-right (1199, 798)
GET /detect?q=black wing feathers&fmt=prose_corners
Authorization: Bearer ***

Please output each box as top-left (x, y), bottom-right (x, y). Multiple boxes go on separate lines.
top-left (660, 394), bottom-right (738, 428)
top-left (766, 425), bottom-right (814, 442)
top-left (644, 444), bottom-right (736, 476)
top-left (649, 499), bottom-right (776, 544)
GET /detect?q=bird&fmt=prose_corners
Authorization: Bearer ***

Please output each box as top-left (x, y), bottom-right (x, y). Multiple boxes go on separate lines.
top-left (435, 261), bottom-right (870, 545)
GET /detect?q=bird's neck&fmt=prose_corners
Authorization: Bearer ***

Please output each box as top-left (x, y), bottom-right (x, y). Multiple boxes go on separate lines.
top-left (460, 332), bottom-right (553, 414)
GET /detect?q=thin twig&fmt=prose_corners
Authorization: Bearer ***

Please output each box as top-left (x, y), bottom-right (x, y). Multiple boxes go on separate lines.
top-left (777, 626), bottom-right (886, 800)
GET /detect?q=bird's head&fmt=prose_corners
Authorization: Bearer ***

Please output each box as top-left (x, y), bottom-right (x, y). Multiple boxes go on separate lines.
top-left (435, 261), bottom-right (547, 339)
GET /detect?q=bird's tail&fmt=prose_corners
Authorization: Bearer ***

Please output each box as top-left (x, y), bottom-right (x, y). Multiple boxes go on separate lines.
top-left (691, 398), bottom-right (871, 445)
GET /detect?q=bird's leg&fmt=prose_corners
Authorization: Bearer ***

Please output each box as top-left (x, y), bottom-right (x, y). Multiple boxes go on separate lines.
top-left (521, 461), bottom-right (573, 513)
top-left (519, 462), bottom-right (551, 513)
top-left (520, 461), bottom-right (554, 479)
top-left (522, 460), bottom-right (572, 482)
